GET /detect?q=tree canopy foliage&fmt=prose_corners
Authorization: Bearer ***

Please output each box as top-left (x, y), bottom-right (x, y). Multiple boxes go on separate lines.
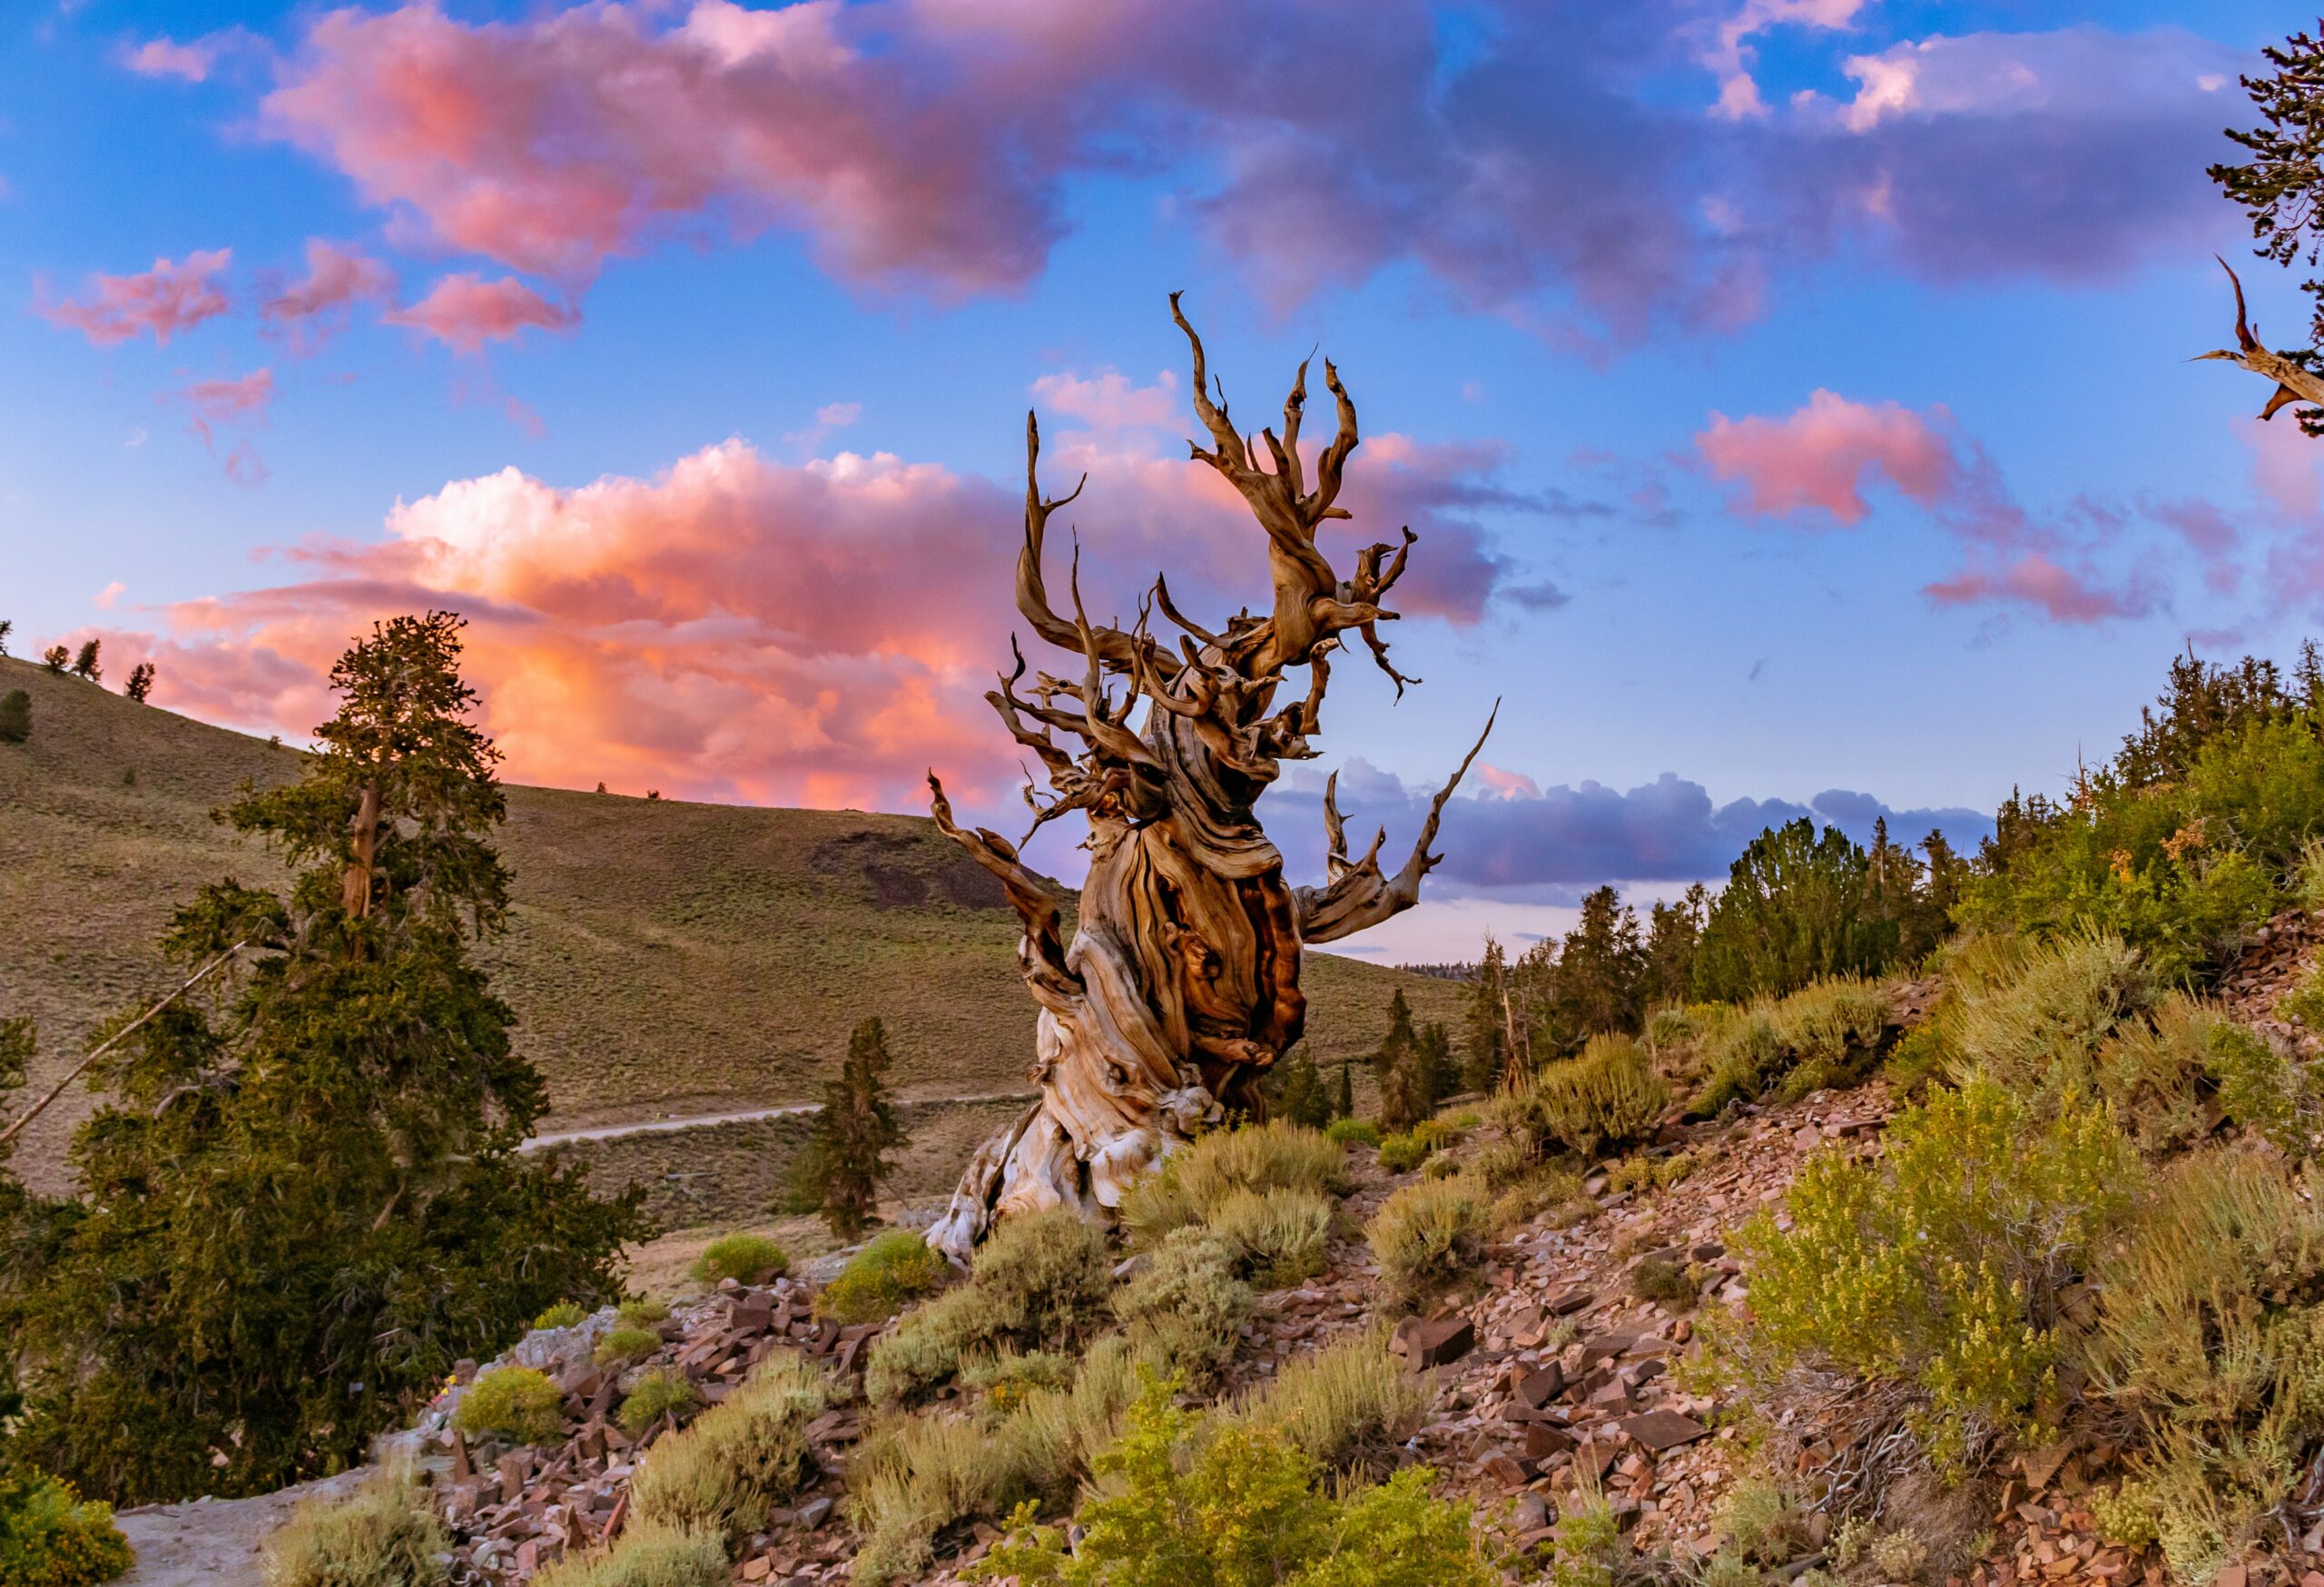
top-left (0, 612), bottom-right (646, 1503)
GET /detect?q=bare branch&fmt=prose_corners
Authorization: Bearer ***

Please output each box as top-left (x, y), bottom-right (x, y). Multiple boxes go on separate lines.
top-left (2196, 256), bottom-right (2324, 428)
top-left (1295, 702), bottom-right (1497, 943)
top-left (1016, 411), bottom-right (1177, 677)
top-left (928, 773), bottom-right (1078, 997)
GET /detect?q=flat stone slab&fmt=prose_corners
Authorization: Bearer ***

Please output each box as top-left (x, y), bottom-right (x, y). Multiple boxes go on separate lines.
top-left (1619, 1409), bottom-right (1710, 1451)
top-left (1394, 1316), bottom-right (1475, 1370)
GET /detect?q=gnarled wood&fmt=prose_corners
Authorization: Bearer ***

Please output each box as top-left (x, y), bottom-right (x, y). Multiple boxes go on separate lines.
top-left (925, 300), bottom-right (1491, 1262)
top-left (2199, 256), bottom-right (2324, 431)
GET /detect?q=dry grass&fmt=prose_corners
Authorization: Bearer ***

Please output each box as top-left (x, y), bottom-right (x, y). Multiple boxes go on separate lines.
top-left (262, 1463), bottom-right (448, 1587)
top-left (1234, 1323), bottom-right (1423, 1477)
top-left (631, 1354), bottom-right (832, 1545)
top-left (0, 657), bottom-right (1463, 1193)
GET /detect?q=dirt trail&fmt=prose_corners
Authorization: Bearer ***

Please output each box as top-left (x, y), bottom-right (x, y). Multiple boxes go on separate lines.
top-left (518, 1090), bottom-right (1035, 1152)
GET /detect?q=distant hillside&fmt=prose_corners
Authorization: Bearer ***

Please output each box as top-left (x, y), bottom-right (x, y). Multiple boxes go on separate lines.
top-left (0, 657), bottom-right (1464, 1192)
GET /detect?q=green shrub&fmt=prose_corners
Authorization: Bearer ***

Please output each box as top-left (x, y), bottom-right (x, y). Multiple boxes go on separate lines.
top-left (2078, 1151), bottom-right (2324, 1585)
top-left (689, 1233), bottom-right (787, 1286)
top-left (1486, 1163), bottom-right (1590, 1233)
top-left (977, 1375), bottom-right (1493, 1587)
top-left (1118, 1122), bottom-right (1343, 1246)
top-left (533, 1301), bottom-right (588, 1330)
top-left (1375, 1132), bottom-right (1433, 1173)
top-left (815, 1229), bottom-right (950, 1324)
top-left (453, 1366), bottom-right (564, 1444)
top-left (1693, 978), bottom-right (1890, 1113)
top-left (0, 690), bottom-right (29, 746)
top-left (617, 1368), bottom-right (698, 1437)
top-left (631, 1354), bottom-right (831, 1546)
top-left (1204, 1186), bottom-right (1332, 1287)
top-left (1112, 1229), bottom-right (1252, 1391)
top-left (532, 1520), bottom-right (726, 1587)
top-left (2097, 995), bottom-right (2317, 1156)
top-left (596, 1327), bottom-right (661, 1367)
top-left (261, 1463), bottom-right (445, 1587)
top-left (615, 1298), bottom-right (671, 1330)
top-left (1236, 1325), bottom-right (1423, 1478)
top-left (1366, 1178), bottom-right (1487, 1300)
top-left (1734, 1075), bottom-right (2138, 1471)
top-left (1883, 1022), bottom-right (1952, 1093)
top-left (0, 1469), bottom-right (134, 1587)
top-left (1494, 1034), bottom-right (1667, 1161)
top-left (864, 1207), bottom-right (1111, 1403)
top-left (1324, 1118), bottom-right (1380, 1148)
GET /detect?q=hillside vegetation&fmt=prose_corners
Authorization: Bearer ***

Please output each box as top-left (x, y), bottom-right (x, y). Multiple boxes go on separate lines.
top-left (0, 656), bottom-right (1458, 1191)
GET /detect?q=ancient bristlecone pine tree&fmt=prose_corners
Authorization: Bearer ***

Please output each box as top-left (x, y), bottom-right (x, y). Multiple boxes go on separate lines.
top-left (923, 298), bottom-right (1492, 1261)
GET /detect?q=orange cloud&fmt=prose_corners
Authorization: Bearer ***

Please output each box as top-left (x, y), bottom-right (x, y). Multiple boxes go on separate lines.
top-left (113, 420), bottom-right (1525, 811)
top-left (387, 273), bottom-right (574, 351)
top-left (39, 250), bottom-right (231, 347)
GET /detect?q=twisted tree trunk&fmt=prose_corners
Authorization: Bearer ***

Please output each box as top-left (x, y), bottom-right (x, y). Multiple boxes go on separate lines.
top-left (924, 299), bottom-right (1492, 1262)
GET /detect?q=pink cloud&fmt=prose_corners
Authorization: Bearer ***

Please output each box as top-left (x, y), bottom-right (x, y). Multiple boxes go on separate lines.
top-left (123, 37), bottom-right (216, 83)
top-left (262, 240), bottom-right (398, 350)
top-left (1924, 553), bottom-right (2156, 625)
top-left (115, 418), bottom-right (1521, 809)
top-left (39, 250), bottom-right (231, 347)
top-left (1699, 389), bottom-right (2174, 623)
top-left (1475, 763), bottom-right (1542, 800)
top-left (166, 368), bottom-right (274, 486)
top-left (386, 274), bottom-right (574, 351)
top-left (1029, 370), bottom-right (1180, 429)
top-left (2242, 415), bottom-right (2324, 519)
top-left (1697, 389), bottom-right (1957, 524)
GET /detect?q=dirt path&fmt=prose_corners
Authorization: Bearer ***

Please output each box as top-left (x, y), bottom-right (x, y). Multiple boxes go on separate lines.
top-left (114, 1468), bottom-right (371, 1587)
top-left (518, 1090), bottom-right (1035, 1152)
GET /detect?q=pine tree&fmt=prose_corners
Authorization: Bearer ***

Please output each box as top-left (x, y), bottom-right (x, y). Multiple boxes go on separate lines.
top-left (1265, 1046), bottom-right (1332, 1129)
top-left (1690, 818), bottom-right (1898, 1001)
top-left (1462, 937), bottom-right (1512, 1093)
top-left (1374, 991), bottom-right (1428, 1131)
top-left (1643, 884), bottom-right (1706, 1009)
top-left (0, 612), bottom-right (647, 1503)
top-left (40, 647), bottom-right (66, 675)
top-left (69, 640), bottom-right (100, 684)
top-left (0, 618), bottom-right (12, 656)
top-left (792, 1017), bottom-right (911, 1239)
top-left (1546, 885), bottom-right (1645, 1050)
top-left (124, 662), bottom-right (155, 704)
top-left (1336, 1059), bottom-right (1355, 1119)
top-left (1413, 1022), bottom-right (1453, 1109)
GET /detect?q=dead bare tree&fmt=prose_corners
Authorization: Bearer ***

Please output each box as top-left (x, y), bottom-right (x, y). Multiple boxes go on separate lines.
top-left (923, 297), bottom-right (1492, 1260)
top-left (2199, 256), bottom-right (2324, 431)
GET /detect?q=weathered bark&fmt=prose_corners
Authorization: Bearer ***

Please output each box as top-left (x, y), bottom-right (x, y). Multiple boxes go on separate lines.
top-left (2200, 256), bottom-right (2324, 431)
top-left (924, 299), bottom-right (1492, 1262)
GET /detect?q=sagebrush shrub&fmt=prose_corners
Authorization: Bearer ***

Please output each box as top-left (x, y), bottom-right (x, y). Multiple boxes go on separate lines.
top-left (1118, 1122), bottom-right (1342, 1246)
top-left (1494, 1034), bottom-right (1666, 1161)
top-left (615, 1298), bottom-right (670, 1330)
top-left (851, 1336), bottom-right (1145, 1585)
top-left (1734, 1074), bottom-right (2138, 1470)
top-left (617, 1368), bottom-right (698, 1436)
top-left (1204, 1186), bottom-right (1331, 1287)
top-left (689, 1233), bottom-right (786, 1286)
top-left (816, 1229), bottom-right (950, 1324)
top-left (532, 1519), bottom-right (726, 1587)
top-left (1112, 1228), bottom-right (1252, 1390)
top-left (960, 1350), bottom-right (1077, 1414)
top-left (453, 1366), bottom-right (564, 1444)
top-left (0, 1469), bottom-right (133, 1587)
top-left (1946, 932), bottom-right (2152, 1097)
top-left (1235, 1324), bottom-right (1423, 1478)
top-left (864, 1208), bottom-right (1111, 1404)
top-left (533, 1301), bottom-right (588, 1331)
top-left (261, 1463), bottom-right (446, 1587)
top-left (1718, 1476), bottom-right (1807, 1567)
top-left (1324, 1118), bottom-right (1380, 1148)
top-left (2098, 995), bottom-right (2316, 1156)
top-left (1366, 1177), bottom-right (1487, 1300)
top-left (632, 1354), bottom-right (831, 1546)
top-left (2079, 1150), bottom-right (2324, 1584)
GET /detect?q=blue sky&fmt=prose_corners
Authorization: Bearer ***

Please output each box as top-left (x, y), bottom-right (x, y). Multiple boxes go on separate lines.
top-left (2, 0), bottom-right (2315, 957)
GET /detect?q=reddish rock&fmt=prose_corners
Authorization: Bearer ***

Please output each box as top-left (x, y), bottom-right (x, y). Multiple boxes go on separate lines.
top-left (1618, 1410), bottom-right (1709, 1451)
top-left (1523, 1423), bottom-right (1575, 1461)
top-left (1395, 1316), bottom-right (1476, 1370)
top-left (1514, 1365), bottom-right (1566, 1409)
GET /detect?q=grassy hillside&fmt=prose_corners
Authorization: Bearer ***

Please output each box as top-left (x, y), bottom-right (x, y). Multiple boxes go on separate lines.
top-left (0, 656), bottom-right (1464, 1191)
